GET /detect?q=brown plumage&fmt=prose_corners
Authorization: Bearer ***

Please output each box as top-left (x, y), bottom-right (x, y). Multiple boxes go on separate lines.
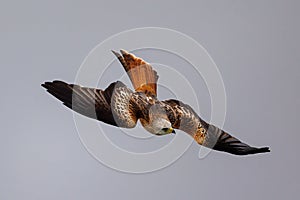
top-left (42, 50), bottom-right (270, 156)
top-left (112, 50), bottom-right (158, 96)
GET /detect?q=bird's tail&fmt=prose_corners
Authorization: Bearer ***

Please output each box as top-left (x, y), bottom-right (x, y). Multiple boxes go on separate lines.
top-left (112, 50), bottom-right (159, 96)
top-left (203, 124), bottom-right (270, 155)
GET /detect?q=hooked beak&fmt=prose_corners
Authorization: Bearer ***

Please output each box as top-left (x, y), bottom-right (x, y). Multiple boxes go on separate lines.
top-left (169, 128), bottom-right (176, 134)
top-left (162, 127), bottom-right (176, 134)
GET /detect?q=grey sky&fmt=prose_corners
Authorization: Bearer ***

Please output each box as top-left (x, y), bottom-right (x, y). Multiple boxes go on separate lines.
top-left (0, 0), bottom-right (299, 199)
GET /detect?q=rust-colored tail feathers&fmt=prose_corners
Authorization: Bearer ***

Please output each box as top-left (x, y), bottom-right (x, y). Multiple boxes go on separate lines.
top-left (112, 50), bottom-right (159, 96)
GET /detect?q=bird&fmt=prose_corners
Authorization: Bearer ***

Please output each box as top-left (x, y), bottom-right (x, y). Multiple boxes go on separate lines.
top-left (42, 49), bottom-right (270, 156)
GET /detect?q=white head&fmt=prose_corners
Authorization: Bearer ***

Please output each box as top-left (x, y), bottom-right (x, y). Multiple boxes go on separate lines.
top-left (145, 118), bottom-right (175, 135)
top-left (141, 104), bottom-right (175, 135)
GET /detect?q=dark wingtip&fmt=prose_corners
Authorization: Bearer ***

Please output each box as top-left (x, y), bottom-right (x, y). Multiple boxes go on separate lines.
top-left (228, 146), bottom-right (270, 156)
top-left (211, 132), bottom-right (271, 156)
top-left (254, 147), bottom-right (270, 154)
top-left (235, 146), bottom-right (271, 155)
top-left (41, 81), bottom-right (64, 89)
top-left (41, 81), bottom-right (52, 89)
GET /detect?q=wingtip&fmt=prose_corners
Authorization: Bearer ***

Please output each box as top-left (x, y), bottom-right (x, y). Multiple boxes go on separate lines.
top-left (242, 146), bottom-right (270, 155)
top-left (212, 132), bottom-right (271, 155)
top-left (258, 147), bottom-right (271, 153)
top-left (41, 80), bottom-right (69, 90)
top-left (41, 81), bottom-right (51, 89)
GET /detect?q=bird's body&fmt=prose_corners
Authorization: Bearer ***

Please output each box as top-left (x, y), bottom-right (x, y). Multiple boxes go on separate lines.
top-left (42, 50), bottom-right (270, 156)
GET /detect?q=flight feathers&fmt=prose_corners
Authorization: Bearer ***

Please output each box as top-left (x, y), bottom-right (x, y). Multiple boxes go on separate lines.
top-left (211, 130), bottom-right (270, 155)
top-left (42, 81), bottom-right (122, 126)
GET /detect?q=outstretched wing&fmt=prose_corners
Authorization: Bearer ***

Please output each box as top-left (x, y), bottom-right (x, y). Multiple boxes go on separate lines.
top-left (163, 99), bottom-right (270, 155)
top-left (41, 80), bottom-right (138, 128)
top-left (112, 50), bottom-right (159, 97)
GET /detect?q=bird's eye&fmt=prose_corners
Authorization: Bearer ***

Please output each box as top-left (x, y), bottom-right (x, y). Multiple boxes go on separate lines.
top-left (162, 128), bottom-right (169, 131)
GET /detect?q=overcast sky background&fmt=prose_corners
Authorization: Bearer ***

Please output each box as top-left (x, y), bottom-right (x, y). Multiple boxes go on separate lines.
top-left (0, 0), bottom-right (299, 199)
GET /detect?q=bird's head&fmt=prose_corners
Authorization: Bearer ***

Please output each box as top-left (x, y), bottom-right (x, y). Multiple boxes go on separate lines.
top-left (152, 118), bottom-right (176, 135)
top-left (141, 104), bottom-right (176, 135)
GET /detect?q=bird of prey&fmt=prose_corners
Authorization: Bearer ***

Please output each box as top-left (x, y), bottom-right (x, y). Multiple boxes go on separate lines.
top-left (42, 50), bottom-right (270, 156)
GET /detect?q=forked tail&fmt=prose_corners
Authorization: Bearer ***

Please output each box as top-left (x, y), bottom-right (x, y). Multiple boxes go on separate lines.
top-left (112, 50), bottom-right (159, 96)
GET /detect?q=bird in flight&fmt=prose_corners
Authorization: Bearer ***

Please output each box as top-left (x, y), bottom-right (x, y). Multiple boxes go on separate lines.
top-left (42, 50), bottom-right (270, 156)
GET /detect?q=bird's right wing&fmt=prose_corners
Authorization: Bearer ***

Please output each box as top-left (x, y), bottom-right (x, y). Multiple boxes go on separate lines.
top-left (163, 99), bottom-right (270, 155)
top-left (42, 80), bottom-right (138, 128)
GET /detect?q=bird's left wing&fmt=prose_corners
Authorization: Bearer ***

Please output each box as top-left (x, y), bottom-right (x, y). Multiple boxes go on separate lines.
top-left (163, 99), bottom-right (270, 155)
top-left (42, 80), bottom-right (139, 128)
